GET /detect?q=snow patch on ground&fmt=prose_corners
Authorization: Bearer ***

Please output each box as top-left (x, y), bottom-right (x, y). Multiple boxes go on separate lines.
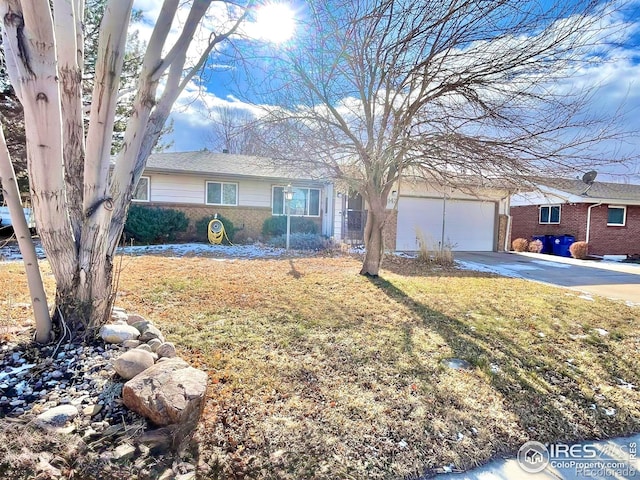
top-left (0, 241), bottom-right (298, 262)
top-left (119, 242), bottom-right (288, 258)
top-left (531, 260), bottom-right (571, 269)
top-left (455, 260), bottom-right (526, 278)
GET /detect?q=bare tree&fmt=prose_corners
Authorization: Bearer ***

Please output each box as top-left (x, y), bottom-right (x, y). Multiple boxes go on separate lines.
top-left (207, 104), bottom-right (265, 154)
top-left (0, 0), bottom-right (249, 340)
top-left (250, 0), bottom-right (638, 276)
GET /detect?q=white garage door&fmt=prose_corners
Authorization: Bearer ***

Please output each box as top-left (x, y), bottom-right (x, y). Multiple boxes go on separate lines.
top-left (396, 197), bottom-right (496, 251)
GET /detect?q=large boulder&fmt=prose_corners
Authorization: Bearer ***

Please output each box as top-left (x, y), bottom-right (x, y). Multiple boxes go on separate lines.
top-left (122, 358), bottom-right (207, 428)
top-left (100, 324), bottom-right (140, 344)
top-left (114, 349), bottom-right (156, 380)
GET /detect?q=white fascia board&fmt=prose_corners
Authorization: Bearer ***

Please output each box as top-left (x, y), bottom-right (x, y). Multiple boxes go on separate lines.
top-left (512, 184), bottom-right (640, 206)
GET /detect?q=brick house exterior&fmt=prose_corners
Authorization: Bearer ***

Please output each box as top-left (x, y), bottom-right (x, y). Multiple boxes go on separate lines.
top-left (133, 151), bottom-right (330, 242)
top-left (510, 178), bottom-right (640, 257)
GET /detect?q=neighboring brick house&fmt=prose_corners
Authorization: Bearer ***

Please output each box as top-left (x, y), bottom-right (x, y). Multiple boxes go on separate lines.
top-left (510, 178), bottom-right (640, 256)
top-left (133, 151), bottom-right (333, 242)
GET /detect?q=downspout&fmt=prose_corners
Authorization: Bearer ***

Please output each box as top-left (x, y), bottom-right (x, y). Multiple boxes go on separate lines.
top-left (440, 189), bottom-right (447, 251)
top-left (503, 194), bottom-right (512, 252)
top-left (586, 202), bottom-right (603, 244)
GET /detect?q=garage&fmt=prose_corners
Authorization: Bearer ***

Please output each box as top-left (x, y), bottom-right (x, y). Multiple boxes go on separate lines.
top-left (395, 196), bottom-right (497, 251)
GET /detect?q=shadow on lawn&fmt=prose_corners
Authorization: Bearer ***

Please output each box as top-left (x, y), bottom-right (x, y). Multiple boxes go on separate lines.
top-left (367, 275), bottom-right (640, 444)
top-left (288, 259), bottom-right (303, 279)
top-left (380, 256), bottom-right (496, 279)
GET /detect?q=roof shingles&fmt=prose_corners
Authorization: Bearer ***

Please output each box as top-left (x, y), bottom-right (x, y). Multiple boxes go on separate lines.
top-left (536, 177), bottom-right (640, 202)
top-left (144, 151), bottom-right (322, 182)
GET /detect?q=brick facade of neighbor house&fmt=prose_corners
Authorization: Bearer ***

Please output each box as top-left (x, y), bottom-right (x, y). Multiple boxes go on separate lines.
top-left (510, 203), bottom-right (640, 256)
top-left (139, 202), bottom-right (322, 243)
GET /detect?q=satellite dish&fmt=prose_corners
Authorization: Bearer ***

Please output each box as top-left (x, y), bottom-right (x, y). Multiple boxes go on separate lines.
top-left (581, 170), bottom-right (597, 195)
top-left (582, 170), bottom-right (597, 185)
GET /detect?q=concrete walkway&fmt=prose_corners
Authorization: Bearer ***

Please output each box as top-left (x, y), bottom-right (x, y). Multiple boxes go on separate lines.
top-left (455, 252), bottom-right (640, 305)
top-left (440, 433), bottom-right (639, 479)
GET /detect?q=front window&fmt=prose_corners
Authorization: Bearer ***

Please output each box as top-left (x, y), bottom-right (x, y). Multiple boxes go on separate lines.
top-left (607, 206), bottom-right (626, 226)
top-left (206, 181), bottom-right (238, 206)
top-left (133, 176), bottom-right (150, 202)
top-left (539, 205), bottom-right (560, 224)
top-left (272, 186), bottom-right (321, 217)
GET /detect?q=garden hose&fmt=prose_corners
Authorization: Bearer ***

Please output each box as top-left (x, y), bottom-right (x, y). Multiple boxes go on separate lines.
top-left (208, 218), bottom-right (233, 245)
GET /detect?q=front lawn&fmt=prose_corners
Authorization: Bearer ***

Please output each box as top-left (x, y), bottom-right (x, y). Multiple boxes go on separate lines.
top-left (1, 253), bottom-right (638, 478)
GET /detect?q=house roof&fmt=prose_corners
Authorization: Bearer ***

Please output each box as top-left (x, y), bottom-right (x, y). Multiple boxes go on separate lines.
top-left (144, 150), bottom-right (326, 183)
top-left (532, 177), bottom-right (640, 204)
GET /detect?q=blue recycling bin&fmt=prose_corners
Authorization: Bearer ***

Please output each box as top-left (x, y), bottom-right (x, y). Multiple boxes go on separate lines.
top-left (532, 235), bottom-right (553, 254)
top-left (552, 235), bottom-right (575, 257)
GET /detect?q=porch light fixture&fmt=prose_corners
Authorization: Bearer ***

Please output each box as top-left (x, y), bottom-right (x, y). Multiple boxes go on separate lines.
top-left (284, 184), bottom-right (294, 250)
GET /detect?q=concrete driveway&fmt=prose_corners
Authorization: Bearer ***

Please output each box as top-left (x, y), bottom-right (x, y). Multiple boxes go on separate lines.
top-left (455, 251), bottom-right (640, 305)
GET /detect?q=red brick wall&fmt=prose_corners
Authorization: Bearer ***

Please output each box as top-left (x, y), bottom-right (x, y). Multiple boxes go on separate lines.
top-left (510, 203), bottom-right (640, 256)
top-left (587, 204), bottom-right (640, 256)
top-left (139, 202), bottom-right (322, 243)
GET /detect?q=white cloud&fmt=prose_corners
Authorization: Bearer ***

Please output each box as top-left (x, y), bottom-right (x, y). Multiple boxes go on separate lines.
top-left (131, 1), bottom-right (640, 180)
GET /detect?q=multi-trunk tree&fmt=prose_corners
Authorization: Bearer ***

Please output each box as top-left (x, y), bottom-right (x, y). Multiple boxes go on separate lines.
top-left (250, 0), bottom-right (637, 276)
top-left (0, 0), bottom-right (249, 341)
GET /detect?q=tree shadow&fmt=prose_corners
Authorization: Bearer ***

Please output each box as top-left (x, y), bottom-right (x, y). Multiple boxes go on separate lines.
top-left (287, 259), bottom-right (303, 279)
top-left (367, 275), bottom-right (640, 444)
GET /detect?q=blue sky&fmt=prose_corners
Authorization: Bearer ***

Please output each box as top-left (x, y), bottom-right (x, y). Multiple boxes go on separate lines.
top-left (132, 0), bottom-right (640, 183)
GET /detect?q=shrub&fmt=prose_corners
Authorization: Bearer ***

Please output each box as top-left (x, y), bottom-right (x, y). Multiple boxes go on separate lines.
top-left (267, 233), bottom-right (328, 250)
top-left (512, 238), bottom-right (529, 252)
top-left (195, 214), bottom-right (236, 243)
top-left (124, 205), bottom-right (188, 244)
top-left (528, 239), bottom-right (544, 253)
top-left (262, 216), bottom-right (318, 237)
top-left (569, 241), bottom-right (588, 259)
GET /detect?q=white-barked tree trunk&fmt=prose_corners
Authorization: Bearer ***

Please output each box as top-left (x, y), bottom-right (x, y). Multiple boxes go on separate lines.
top-left (0, 0), bottom-right (247, 340)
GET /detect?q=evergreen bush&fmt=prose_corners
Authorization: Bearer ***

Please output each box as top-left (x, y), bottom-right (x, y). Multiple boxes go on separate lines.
top-left (124, 205), bottom-right (188, 244)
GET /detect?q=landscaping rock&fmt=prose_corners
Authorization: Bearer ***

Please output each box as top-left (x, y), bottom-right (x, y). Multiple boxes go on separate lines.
top-left (114, 349), bottom-right (155, 380)
top-left (126, 313), bottom-right (147, 326)
top-left (113, 443), bottom-right (136, 461)
top-left (122, 358), bottom-right (207, 427)
top-left (156, 342), bottom-right (177, 358)
top-left (132, 320), bottom-right (153, 333)
top-left (122, 339), bottom-right (142, 349)
top-left (34, 404), bottom-right (79, 430)
top-left (111, 310), bottom-right (129, 323)
top-left (100, 324), bottom-right (140, 344)
top-left (147, 338), bottom-right (163, 352)
top-left (136, 343), bottom-right (153, 353)
top-left (138, 324), bottom-right (165, 343)
top-left (136, 427), bottom-right (174, 453)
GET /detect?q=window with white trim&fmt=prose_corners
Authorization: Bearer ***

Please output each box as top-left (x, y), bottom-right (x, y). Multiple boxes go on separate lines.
top-left (272, 186), bottom-right (321, 217)
top-left (607, 205), bottom-right (626, 226)
top-left (206, 181), bottom-right (238, 206)
top-left (539, 205), bottom-right (560, 224)
top-left (133, 176), bottom-right (150, 202)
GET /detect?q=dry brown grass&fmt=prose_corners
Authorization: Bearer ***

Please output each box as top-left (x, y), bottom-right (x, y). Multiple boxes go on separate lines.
top-left (1, 252), bottom-right (639, 479)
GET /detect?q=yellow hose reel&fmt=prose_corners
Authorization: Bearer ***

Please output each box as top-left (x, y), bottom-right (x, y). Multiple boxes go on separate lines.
top-left (207, 217), bottom-right (233, 245)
